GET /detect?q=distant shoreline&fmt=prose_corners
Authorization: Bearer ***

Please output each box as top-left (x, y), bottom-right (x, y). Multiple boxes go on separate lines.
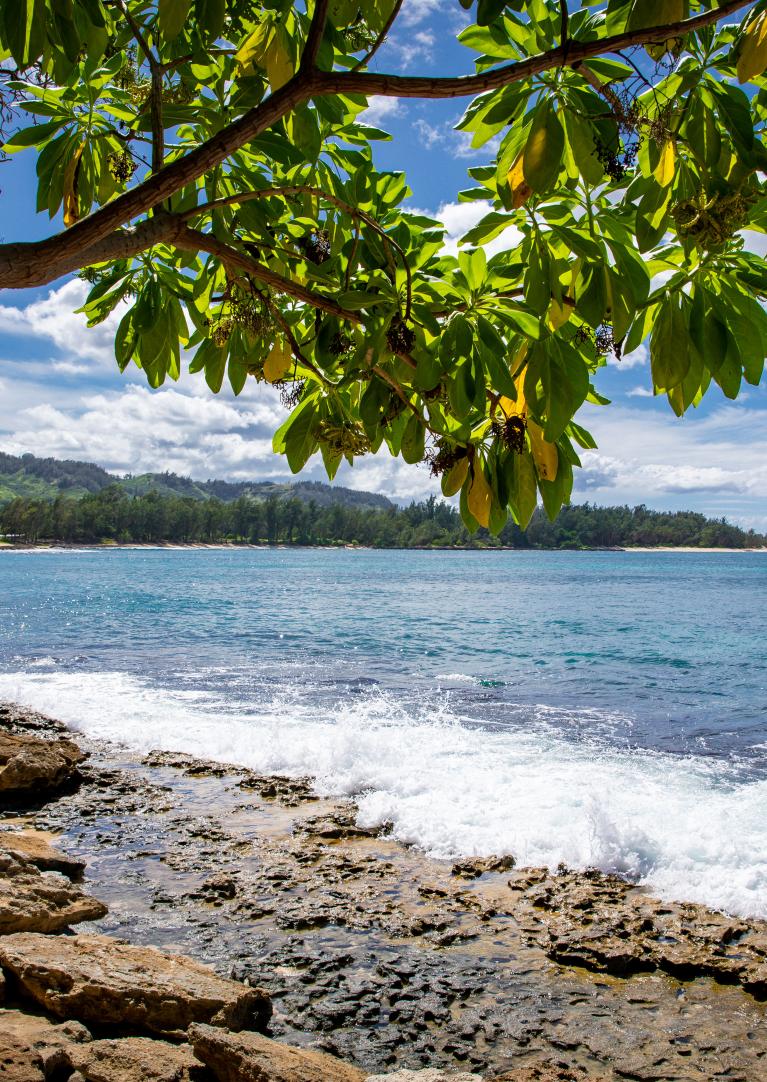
top-left (1, 540), bottom-right (765, 554)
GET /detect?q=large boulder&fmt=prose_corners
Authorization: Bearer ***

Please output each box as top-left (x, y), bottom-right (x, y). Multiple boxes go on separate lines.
top-left (0, 731), bottom-right (84, 798)
top-left (66, 1037), bottom-right (208, 1082)
top-left (0, 1008), bottom-right (91, 1080)
top-left (0, 850), bottom-right (106, 934)
top-left (0, 830), bottom-right (85, 879)
top-left (0, 933), bottom-right (271, 1039)
top-left (188, 1023), bottom-right (365, 1082)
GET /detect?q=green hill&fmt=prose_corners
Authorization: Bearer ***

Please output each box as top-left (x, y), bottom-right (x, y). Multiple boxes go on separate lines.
top-left (0, 452), bottom-right (394, 511)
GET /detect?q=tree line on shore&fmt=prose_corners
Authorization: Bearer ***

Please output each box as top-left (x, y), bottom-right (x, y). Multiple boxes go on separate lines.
top-left (0, 487), bottom-right (763, 550)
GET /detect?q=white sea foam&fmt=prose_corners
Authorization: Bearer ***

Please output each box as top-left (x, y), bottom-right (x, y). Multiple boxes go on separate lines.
top-left (1, 668), bottom-right (765, 919)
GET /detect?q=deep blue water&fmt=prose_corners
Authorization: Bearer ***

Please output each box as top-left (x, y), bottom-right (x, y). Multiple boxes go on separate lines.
top-left (1, 548), bottom-right (765, 915)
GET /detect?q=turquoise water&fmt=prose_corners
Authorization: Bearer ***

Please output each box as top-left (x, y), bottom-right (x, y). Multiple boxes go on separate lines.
top-left (1, 548), bottom-right (765, 915)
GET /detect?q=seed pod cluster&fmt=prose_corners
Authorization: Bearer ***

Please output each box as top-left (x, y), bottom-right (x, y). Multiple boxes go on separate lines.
top-left (386, 317), bottom-right (415, 355)
top-left (299, 229), bottom-right (331, 265)
top-left (672, 189), bottom-right (755, 251)
top-left (278, 380), bottom-right (305, 409)
top-left (315, 420), bottom-right (371, 457)
top-left (329, 332), bottom-right (353, 357)
top-left (491, 415), bottom-right (527, 455)
top-left (426, 440), bottom-right (467, 477)
top-left (107, 150), bottom-right (136, 183)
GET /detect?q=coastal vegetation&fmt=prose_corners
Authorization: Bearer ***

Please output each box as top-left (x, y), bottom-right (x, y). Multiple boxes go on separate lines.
top-left (1, 487), bottom-right (762, 548)
top-left (1, 1), bottom-right (766, 534)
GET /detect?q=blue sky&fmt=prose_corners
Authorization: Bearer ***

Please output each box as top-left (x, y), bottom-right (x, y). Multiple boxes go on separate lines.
top-left (0, 0), bottom-right (766, 528)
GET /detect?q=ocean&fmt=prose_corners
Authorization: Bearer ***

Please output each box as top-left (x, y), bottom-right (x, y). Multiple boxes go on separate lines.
top-left (1, 547), bottom-right (765, 918)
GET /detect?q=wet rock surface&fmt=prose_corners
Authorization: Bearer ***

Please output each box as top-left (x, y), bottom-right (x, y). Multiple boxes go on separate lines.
top-left (2, 703), bottom-right (767, 1080)
top-left (0, 829), bottom-right (86, 879)
top-left (0, 729), bottom-right (84, 801)
top-left (0, 931), bottom-right (271, 1038)
top-left (0, 850), bottom-right (106, 934)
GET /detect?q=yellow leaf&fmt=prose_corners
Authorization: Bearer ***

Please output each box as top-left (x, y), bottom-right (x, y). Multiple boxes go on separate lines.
top-left (547, 297), bottom-right (571, 331)
top-left (528, 420), bottom-right (558, 482)
top-left (441, 456), bottom-right (469, 498)
top-left (738, 10), bottom-right (767, 83)
top-left (264, 338), bottom-right (293, 382)
top-left (235, 23), bottom-right (271, 77)
top-left (467, 462), bottom-right (492, 528)
top-left (500, 363), bottom-right (527, 419)
top-left (507, 152), bottom-right (532, 210)
top-left (62, 141), bottom-right (85, 228)
top-left (265, 33), bottom-right (292, 91)
top-left (654, 139), bottom-right (676, 187)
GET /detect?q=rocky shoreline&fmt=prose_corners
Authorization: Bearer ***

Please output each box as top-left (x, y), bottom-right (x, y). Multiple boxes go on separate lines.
top-left (1, 702), bottom-right (765, 1081)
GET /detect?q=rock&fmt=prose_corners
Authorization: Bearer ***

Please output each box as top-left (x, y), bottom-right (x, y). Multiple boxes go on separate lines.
top-left (366, 1073), bottom-right (483, 1081)
top-left (0, 933), bottom-right (271, 1038)
top-left (0, 829), bottom-right (85, 879)
top-left (189, 1023), bottom-right (365, 1081)
top-left (0, 731), bottom-right (84, 798)
top-left (0, 850), bottom-right (107, 934)
top-left (451, 856), bottom-right (516, 880)
top-left (0, 1008), bottom-right (91, 1079)
top-left (66, 1037), bottom-right (207, 1081)
top-left (490, 1066), bottom-right (605, 1081)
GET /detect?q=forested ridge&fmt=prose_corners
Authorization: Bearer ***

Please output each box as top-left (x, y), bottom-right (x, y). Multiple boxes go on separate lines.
top-left (1, 488), bottom-right (762, 550)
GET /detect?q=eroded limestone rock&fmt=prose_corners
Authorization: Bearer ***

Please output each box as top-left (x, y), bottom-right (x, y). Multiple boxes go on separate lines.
top-left (0, 730), bottom-right (85, 798)
top-left (0, 1008), bottom-right (91, 1080)
top-left (0, 829), bottom-right (85, 879)
top-left (0, 850), bottom-right (106, 934)
top-left (366, 1072), bottom-right (483, 1081)
top-left (189, 1022), bottom-right (365, 1082)
top-left (0, 933), bottom-right (271, 1038)
top-left (66, 1037), bottom-right (208, 1082)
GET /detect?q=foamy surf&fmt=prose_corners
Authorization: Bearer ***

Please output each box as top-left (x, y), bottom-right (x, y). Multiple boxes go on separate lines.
top-left (1, 667), bottom-right (765, 920)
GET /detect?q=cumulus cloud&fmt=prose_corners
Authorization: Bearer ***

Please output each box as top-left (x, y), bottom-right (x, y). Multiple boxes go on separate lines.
top-left (0, 279), bottom-right (125, 365)
top-left (412, 117), bottom-right (500, 160)
top-left (423, 200), bottom-right (523, 258)
top-left (574, 402), bottom-right (767, 522)
top-left (360, 96), bottom-right (402, 127)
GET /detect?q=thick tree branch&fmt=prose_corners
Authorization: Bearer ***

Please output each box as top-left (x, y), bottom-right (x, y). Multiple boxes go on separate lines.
top-left (0, 0), bottom-right (750, 290)
top-left (301, 0), bottom-right (330, 71)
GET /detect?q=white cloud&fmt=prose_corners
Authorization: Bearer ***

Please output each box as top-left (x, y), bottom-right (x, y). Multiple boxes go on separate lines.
top-left (626, 385), bottom-right (654, 398)
top-left (428, 200), bottom-right (523, 258)
top-left (412, 117), bottom-right (500, 161)
top-left (575, 402), bottom-right (767, 522)
top-left (0, 279), bottom-right (124, 365)
top-left (360, 96), bottom-right (402, 127)
top-left (612, 341), bottom-right (648, 369)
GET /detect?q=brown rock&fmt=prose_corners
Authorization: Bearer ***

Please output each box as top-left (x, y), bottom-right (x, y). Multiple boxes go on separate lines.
top-left (66, 1037), bottom-right (207, 1081)
top-left (366, 1073), bottom-right (483, 1081)
top-left (0, 731), bottom-right (84, 797)
top-left (0, 850), bottom-right (106, 934)
top-left (0, 933), bottom-right (271, 1038)
top-left (0, 830), bottom-right (85, 879)
top-left (0, 1008), bottom-right (90, 1079)
top-left (189, 1023), bottom-right (364, 1082)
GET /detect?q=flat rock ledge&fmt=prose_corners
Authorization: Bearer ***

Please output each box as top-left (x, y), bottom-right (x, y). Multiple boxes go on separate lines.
top-left (0, 730), bottom-right (85, 799)
top-left (0, 829), bottom-right (86, 879)
top-left (0, 849), bottom-right (106, 934)
top-left (0, 932), bottom-right (271, 1038)
top-left (189, 1022), bottom-right (366, 1081)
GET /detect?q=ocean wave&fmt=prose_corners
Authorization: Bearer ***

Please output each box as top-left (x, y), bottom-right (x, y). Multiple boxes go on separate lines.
top-left (1, 668), bottom-right (765, 919)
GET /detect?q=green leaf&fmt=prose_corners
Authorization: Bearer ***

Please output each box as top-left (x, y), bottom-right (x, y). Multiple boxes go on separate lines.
top-left (650, 295), bottom-right (690, 392)
top-left (523, 103), bottom-right (564, 194)
top-left (159, 0), bottom-right (192, 39)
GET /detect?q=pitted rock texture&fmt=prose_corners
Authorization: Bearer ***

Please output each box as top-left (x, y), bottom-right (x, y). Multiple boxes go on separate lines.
top-left (0, 932), bottom-right (271, 1038)
top-left (0, 1008), bottom-right (91, 1080)
top-left (0, 850), bottom-right (106, 934)
top-left (0, 829), bottom-right (85, 879)
top-left (189, 1023), bottom-right (365, 1082)
top-left (6, 708), bottom-right (767, 1081)
top-left (366, 1072), bottom-right (483, 1080)
top-left (0, 729), bottom-right (84, 798)
top-left (509, 867), bottom-right (767, 997)
top-left (66, 1037), bottom-right (210, 1082)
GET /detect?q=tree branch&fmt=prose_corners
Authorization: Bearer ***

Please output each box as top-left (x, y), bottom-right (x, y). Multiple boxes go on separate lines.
top-left (114, 0), bottom-right (164, 172)
top-left (0, 0), bottom-right (750, 290)
top-left (177, 226), bottom-right (364, 323)
top-left (301, 0), bottom-right (330, 72)
top-left (350, 0), bottom-right (405, 72)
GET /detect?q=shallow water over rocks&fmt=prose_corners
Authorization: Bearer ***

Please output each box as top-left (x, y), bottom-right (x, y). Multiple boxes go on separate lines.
top-left (1, 707), bottom-right (761, 1080)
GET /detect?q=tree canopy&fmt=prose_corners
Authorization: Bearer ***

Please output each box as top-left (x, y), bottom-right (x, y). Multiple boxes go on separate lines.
top-left (1, 0), bottom-right (765, 532)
